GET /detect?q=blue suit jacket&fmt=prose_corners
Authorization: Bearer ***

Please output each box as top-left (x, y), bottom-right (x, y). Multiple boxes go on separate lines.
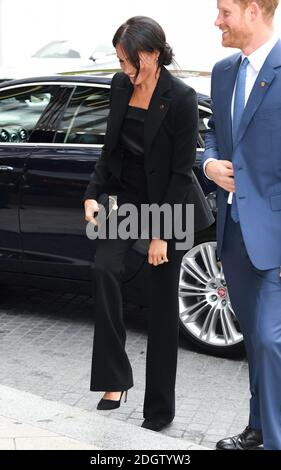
top-left (203, 40), bottom-right (281, 270)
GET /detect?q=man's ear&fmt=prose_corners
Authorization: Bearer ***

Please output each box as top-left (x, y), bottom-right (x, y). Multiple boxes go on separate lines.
top-left (249, 1), bottom-right (261, 21)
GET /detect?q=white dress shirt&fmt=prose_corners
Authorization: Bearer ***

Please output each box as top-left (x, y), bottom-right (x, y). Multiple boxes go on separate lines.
top-left (204, 35), bottom-right (279, 204)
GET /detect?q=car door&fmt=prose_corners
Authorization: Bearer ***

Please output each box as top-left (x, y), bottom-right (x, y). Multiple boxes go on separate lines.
top-left (0, 83), bottom-right (54, 273)
top-left (20, 82), bottom-right (110, 280)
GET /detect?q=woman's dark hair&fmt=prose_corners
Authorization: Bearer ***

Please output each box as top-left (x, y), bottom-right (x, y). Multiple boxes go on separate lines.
top-left (112, 16), bottom-right (174, 76)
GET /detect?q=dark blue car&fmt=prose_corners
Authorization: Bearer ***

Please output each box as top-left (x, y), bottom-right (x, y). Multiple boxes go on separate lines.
top-left (0, 73), bottom-right (243, 357)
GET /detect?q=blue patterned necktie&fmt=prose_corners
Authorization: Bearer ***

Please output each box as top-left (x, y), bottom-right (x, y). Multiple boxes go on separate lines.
top-left (231, 57), bottom-right (249, 222)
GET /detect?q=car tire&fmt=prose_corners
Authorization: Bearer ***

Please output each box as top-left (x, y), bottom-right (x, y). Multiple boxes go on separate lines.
top-left (178, 231), bottom-right (245, 358)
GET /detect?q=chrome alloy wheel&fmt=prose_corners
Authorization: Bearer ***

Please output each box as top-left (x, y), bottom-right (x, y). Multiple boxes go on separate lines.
top-left (178, 241), bottom-right (243, 350)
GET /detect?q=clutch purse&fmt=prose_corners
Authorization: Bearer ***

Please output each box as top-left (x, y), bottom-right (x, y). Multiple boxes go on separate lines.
top-left (93, 193), bottom-right (118, 232)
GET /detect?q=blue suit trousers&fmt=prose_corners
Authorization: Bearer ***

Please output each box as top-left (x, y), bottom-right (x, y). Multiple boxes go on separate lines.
top-left (221, 207), bottom-right (281, 450)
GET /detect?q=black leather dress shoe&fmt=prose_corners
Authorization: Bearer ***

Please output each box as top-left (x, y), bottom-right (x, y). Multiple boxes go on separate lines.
top-left (141, 419), bottom-right (172, 432)
top-left (216, 425), bottom-right (263, 450)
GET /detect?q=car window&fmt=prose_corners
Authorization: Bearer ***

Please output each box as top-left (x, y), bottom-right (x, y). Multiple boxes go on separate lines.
top-left (54, 85), bottom-right (110, 145)
top-left (0, 84), bottom-right (70, 143)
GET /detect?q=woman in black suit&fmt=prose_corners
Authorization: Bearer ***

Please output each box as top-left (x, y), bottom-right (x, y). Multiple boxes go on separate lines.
top-left (84, 16), bottom-right (213, 431)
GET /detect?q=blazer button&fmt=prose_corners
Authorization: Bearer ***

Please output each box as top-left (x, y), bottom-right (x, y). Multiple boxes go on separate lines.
top-left (149, 170), bottom-right (156, 175)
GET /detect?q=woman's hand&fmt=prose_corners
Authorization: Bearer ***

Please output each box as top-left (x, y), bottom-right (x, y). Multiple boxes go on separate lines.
top-left (148, 239), bottom-right (169, 266)
top-left (84, 199), bottom-right (99, 226)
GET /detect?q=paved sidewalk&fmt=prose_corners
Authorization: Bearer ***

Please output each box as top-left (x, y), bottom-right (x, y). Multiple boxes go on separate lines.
top-left (0, 415), bottom-right (99, 450)
top-left (0, 385), bottom-right (210, 450)
top-left (0, 286), bottom-right (249, 449)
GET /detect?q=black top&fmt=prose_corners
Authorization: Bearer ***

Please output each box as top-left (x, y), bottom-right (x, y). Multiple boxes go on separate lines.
top-left (118, 105), bottom-right (148, 205)
top-left (83, 68), bottom-right (214, 235)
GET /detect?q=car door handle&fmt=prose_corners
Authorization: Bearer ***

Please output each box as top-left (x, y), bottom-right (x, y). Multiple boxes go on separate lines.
top-left (0, 165), bottom-right (14, 171)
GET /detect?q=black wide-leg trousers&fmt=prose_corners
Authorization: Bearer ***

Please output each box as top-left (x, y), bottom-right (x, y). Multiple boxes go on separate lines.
top-left (90, 235), bottom-right (183, 423)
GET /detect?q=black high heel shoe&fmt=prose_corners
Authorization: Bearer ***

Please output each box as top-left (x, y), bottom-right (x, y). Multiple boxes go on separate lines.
top-left (97, 391), bottom-right (128, 410)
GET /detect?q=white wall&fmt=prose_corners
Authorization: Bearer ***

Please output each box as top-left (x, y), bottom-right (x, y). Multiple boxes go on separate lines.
top-left (0, 0), bottom-right (280, 70)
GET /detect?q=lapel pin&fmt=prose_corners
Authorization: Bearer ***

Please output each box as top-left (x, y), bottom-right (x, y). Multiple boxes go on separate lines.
top-left (160, 104), bottom-right (165, 110)
top-left (260, 81), bottom-right (267, 87)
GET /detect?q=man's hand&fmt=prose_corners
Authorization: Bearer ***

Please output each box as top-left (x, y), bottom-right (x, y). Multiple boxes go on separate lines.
top-left (205, 160), bottom-right (235, 193)
top-left (148, 239), bottom-right (168, 266)
top-left (84, 199), bottom-right (99, 226)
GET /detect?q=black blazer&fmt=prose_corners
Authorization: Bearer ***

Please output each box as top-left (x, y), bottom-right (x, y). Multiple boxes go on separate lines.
top-left (84, 66), bottom-right (214, 234)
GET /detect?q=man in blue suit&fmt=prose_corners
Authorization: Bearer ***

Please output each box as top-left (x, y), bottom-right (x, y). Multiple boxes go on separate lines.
top-left (204, 0), bottom-right (281, 450)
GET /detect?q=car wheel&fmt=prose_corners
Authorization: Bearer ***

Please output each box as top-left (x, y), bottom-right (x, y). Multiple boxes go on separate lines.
top-left (178, 239), bottom-right (245, 358)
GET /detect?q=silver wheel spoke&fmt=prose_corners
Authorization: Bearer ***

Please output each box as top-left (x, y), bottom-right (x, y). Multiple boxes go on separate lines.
top-left (228, 302), bottom-right (235, 315)
top-left (220, 305), bottom-right (239, 344)
top-left (180, 299), bottom-right (208, 323)
top-left (200, 305), bottom-right (218, 340)
top-left (200, 244), bottom-right (220, 279)
top-left (182, 257), bottom-right (210, 284)
top-left (178, 281), bottom-right (209, 297)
